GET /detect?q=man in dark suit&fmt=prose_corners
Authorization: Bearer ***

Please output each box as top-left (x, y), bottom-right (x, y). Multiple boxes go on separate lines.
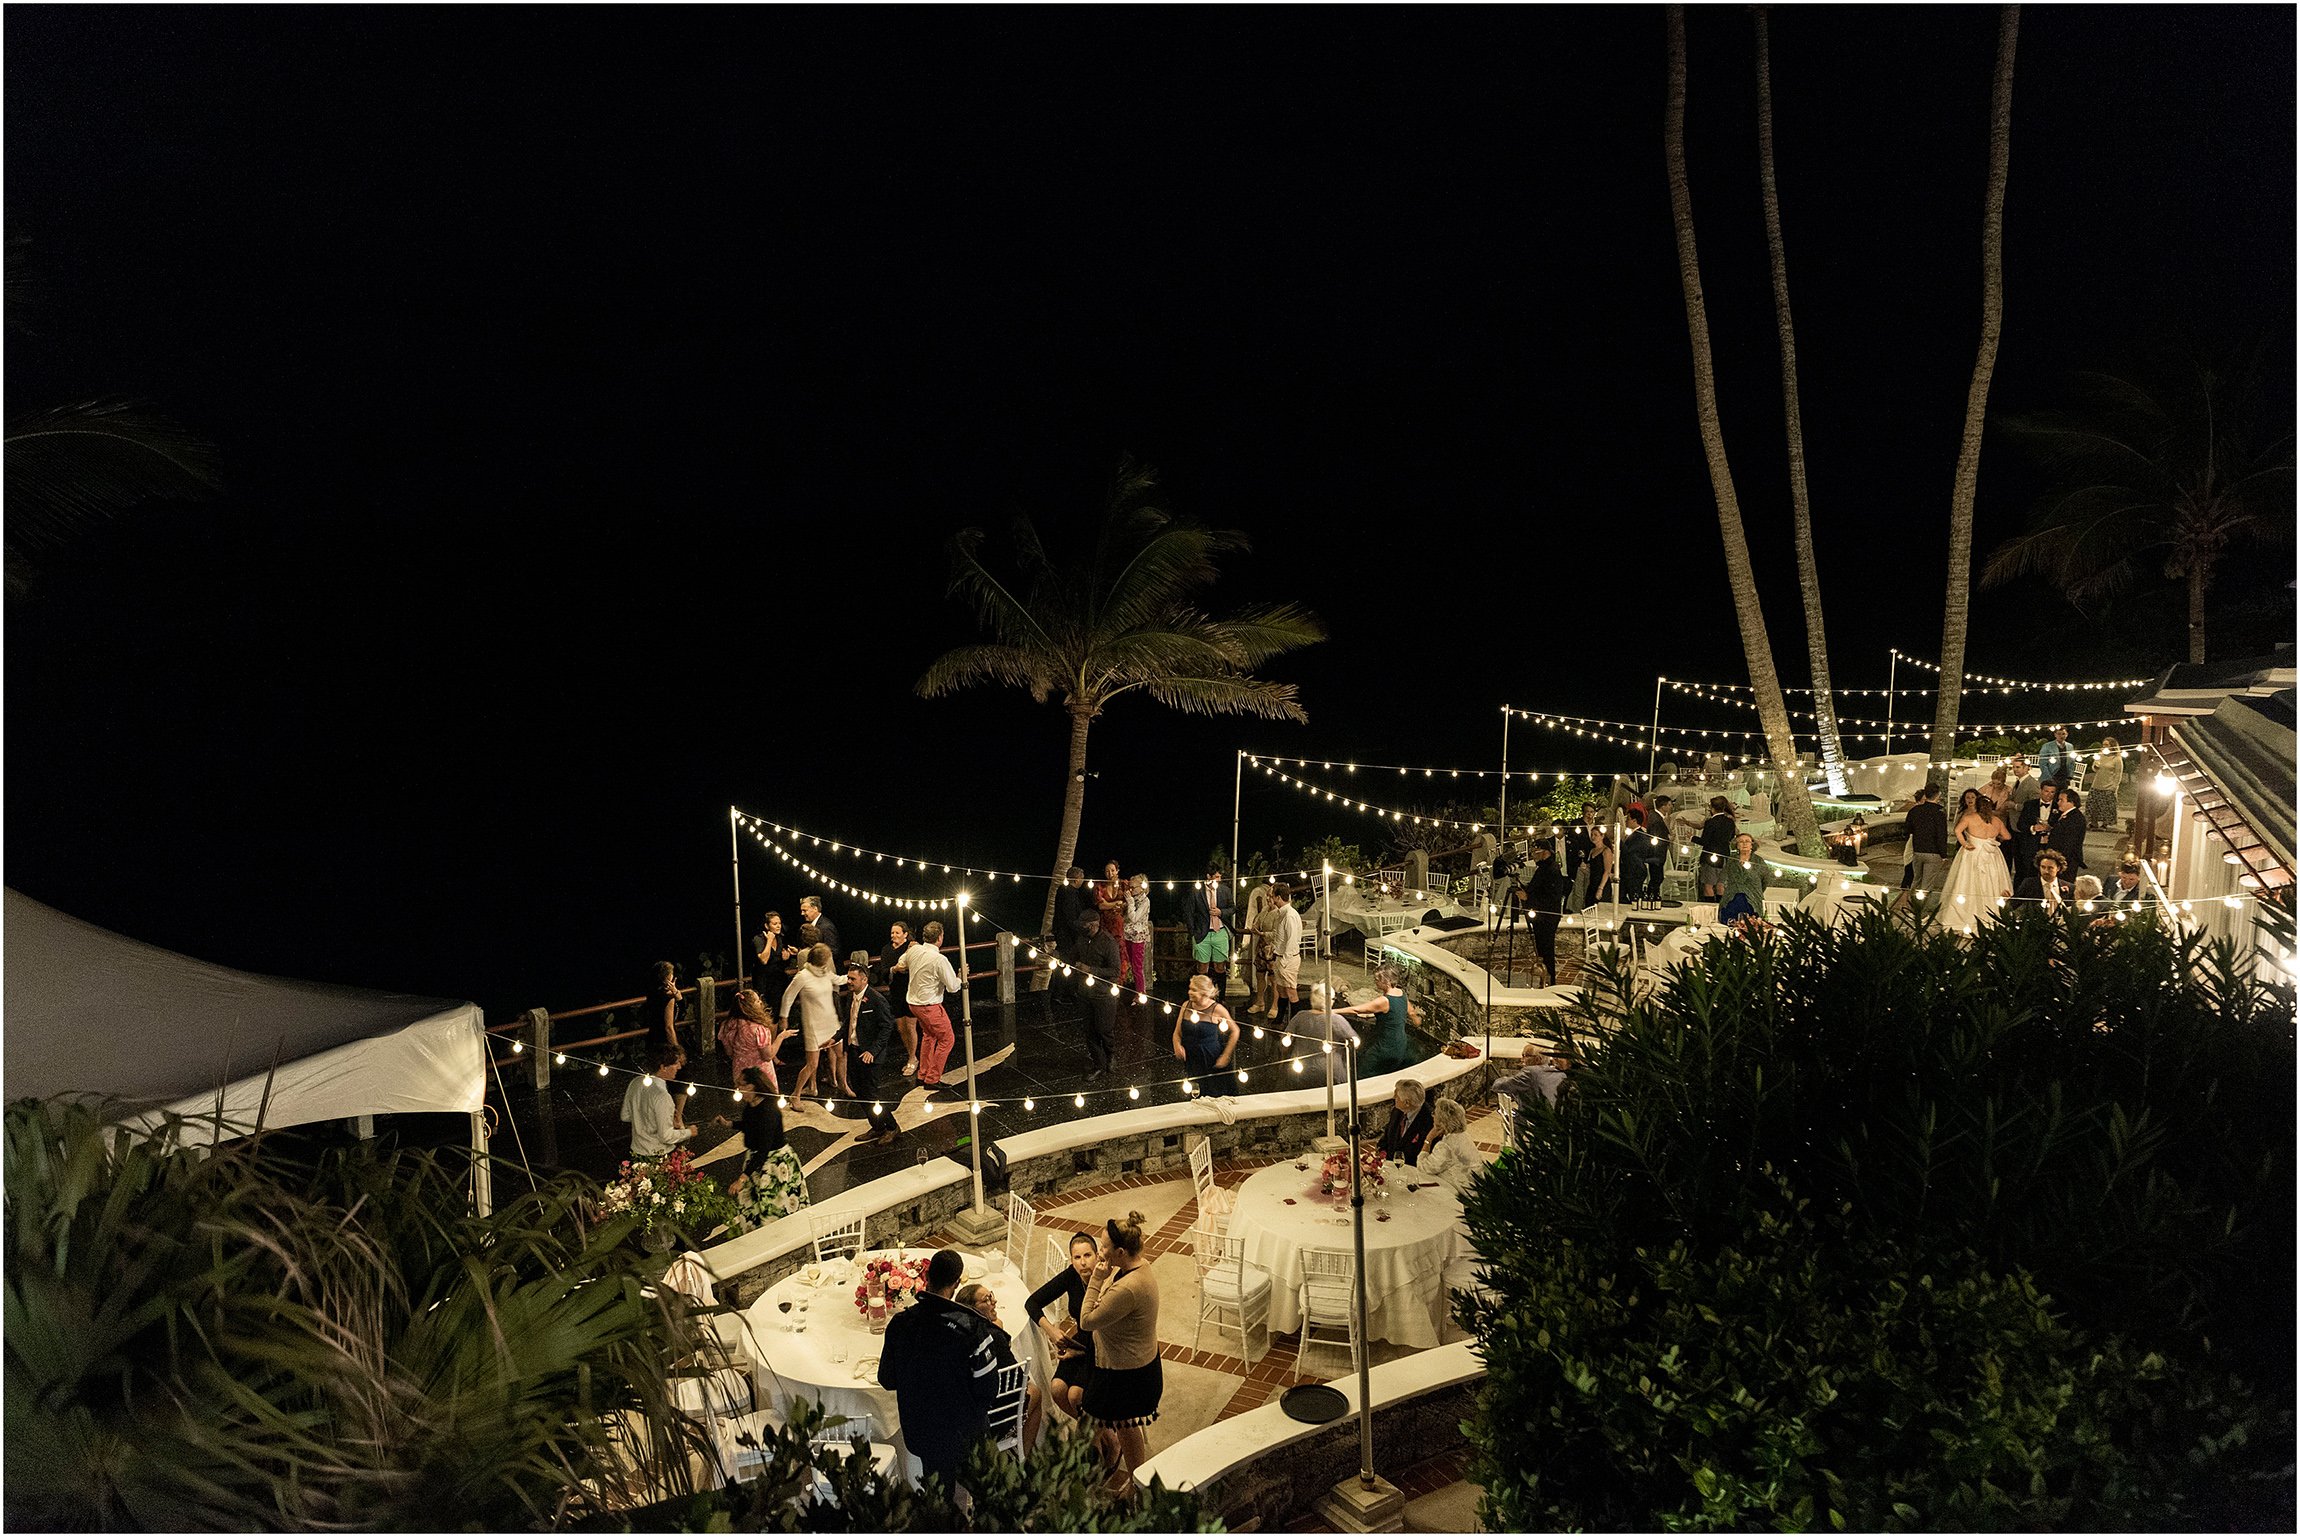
top-left (797, 895), bottom-right (840, 972)
top-left (2044, 784), bottom-right (2088, 873)
top-left (2013, 784), bottom-right (2052, 884)
top-left (1898, 784), bottom-right (1951, 914)
top-left (2015, 850), bottom-right (2074, 908)
top-left (2111, 859), bottom-right (2150, 909)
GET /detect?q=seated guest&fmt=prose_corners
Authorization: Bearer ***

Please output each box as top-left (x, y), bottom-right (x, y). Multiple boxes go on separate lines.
top-left (1417, 1098), bottom-right (1485, 1198)
top-left (2016, 849), bottom-right (2073, 909)
top-left (1372, 1078), bottom-right (1434, 1166)
top-left (879, 1249), bottom-right (1002, 1490)
top-left (1494, 1054), bottom-right (1568, 1153)
top-left (2072, 874), bottom-right (2103, 904)
top-left (1717, 831), bottom-right (1768, 923)
top-left (2111, 860), bottom-right (2150, 910)
top-left (1027, 1231), bottom-right (1101, 1425)
top-left (956, 1282), bottom-right (1043, 1451)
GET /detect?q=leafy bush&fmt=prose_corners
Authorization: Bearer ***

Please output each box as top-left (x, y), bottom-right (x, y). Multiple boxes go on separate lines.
top-left (607, 1399), bottom-right (1219, 1532)
top-left (1458, 904), bottom-right (2295, 1531)
top-left (1540, 773), bottom-right (1605, 823)
top-left (5, 1097), bottom-right (714, 1529)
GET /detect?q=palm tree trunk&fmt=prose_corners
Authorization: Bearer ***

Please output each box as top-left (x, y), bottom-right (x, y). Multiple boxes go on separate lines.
top-left (1665, 5), bottom-right (1827, 857)
top-left (2187, 562), bottom-right (2207, 663)
top-left (1754, 9), bottom-right (1848, 797)
top-left (1032, 705), bottom-right (1095, 988)
top-left (1929, 6), bottom-right (2021, 776)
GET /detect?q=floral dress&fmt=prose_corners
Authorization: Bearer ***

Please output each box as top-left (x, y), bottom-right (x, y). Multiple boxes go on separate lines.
top-left (730, 1100), bottom-right (808, 1230)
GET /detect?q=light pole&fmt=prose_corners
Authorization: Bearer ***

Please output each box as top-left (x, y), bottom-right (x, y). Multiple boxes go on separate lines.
top-left (728, 807), bottom-right (746, 990)
top-left (1497, 707), bottom-right (1512, 837)
top-left (953, 896), bottom-right (993, 1234)
top-left (1344, 1037), bottom-right (1375, 1494)
top-left (1646, 676), bottom-right (1663, 799)
top-left (1231, 750), bottom-right (1245, 914)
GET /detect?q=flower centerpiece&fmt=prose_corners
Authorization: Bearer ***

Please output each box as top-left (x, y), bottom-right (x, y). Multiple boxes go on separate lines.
top-left (853, 1254), bottom-right (930, 1317)
top-left (1317, 1147), bottom-right (1385, 1195)
top-left (600, 1147), bottom-right (738, 1250)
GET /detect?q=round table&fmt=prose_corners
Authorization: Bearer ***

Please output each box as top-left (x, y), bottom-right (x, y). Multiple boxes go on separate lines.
top-left (745, 1248), bottom-right (1038, 1456)
top-left (1227, 1159), bottom-right (1462, 1350)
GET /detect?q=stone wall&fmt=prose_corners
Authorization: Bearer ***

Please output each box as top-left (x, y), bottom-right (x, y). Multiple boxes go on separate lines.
top-left (1189, 1378), bottom-right (1484, 1532)
top-left (1004, 1104), bottom-right (1338, 1209)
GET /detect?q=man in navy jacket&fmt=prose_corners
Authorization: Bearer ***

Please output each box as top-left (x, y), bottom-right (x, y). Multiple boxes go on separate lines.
top-left (879, 1249), bottom-right (1003, 1487)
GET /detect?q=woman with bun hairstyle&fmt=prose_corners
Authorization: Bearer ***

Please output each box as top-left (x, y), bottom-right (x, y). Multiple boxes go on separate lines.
top-left (1080, 1209), bottom-right (1162, 1489)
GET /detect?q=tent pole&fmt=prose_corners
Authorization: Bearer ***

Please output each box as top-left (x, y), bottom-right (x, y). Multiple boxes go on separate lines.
top-left (729, 807), bottom-right (746, 991)
top-left (1497, 708), bottom-right (1511, 837)
top-left (1231, 751), bottom-right (1244, 914)
top-left (470, 1109), bottom-right (493, 1217)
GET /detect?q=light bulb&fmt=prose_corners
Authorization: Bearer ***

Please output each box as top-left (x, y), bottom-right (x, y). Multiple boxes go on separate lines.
top-left (685, 1083), bottom-right (697, 1097)
top-left (1074, 1094), bottom-right (1085, 1108)
top-left (778, 1097), bottom-right (789, 1109)
top-left (1236, 1069), bottom-right (1249, 1083)
top-left (1128, 1086), bottom-right (1140, 1100)
top-left (1027, 947), bottom-right (1038, 958)
top-left (597, 1064), bottom-right (610, 1077)
top-left (511, 1040), bottom-right (524, 1054)
top-left (554, 1053), bottom-right (566, 1065)
top-left (1023, 1097), bottom-right (1035, 1111)
top-left (1252, 1026), bottom-right (1265, 1040)
top-left (873, 1102), bottom-right (883, 1113)
top-left (1281, 1033), bottom-right (1293, 1048)
top-left (971, 1101), bottom-right (983, 1115)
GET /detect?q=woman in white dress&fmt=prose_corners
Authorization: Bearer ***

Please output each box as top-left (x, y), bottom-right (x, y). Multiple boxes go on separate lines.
top-left (1417, 1098), bottom-right (1486, 1200)
top-left (778, 942), bottom-right (842, 1107)
top-left (1939, 791), bottom-right (2014, 930)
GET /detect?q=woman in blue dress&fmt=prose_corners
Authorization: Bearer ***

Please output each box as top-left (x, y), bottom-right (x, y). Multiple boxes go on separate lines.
top-left (1172, 974), bottom-right (1240, 1095)
top-left (1336, 965), bottom-right (1419, 1079)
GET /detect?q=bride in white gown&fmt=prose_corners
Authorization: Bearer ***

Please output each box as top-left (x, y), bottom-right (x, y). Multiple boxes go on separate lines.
top-left (1939, 790), bottom-right (2013, 929)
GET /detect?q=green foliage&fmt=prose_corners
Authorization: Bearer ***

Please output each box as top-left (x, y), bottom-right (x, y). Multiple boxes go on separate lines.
top-left (1540, 774), bottom-right (1604, 823)
top-left (1459, 905), bottom-right (2295, 1532)
top-left (1300, 835), bottom-right (1364, 875)
top-left (607, 1401), bottom-right (1219, 1532)
top-left (5, 1097), bottom-right (713, 1529)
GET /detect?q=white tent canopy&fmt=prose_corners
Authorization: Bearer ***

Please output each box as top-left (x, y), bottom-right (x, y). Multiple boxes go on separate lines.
top-left (4, 887), bottom-right (484, 1137)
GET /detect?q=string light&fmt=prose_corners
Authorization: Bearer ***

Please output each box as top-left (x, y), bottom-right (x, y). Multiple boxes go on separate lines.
top-left (1241, 749), bottom-right (1619, 782)
top-left (1888, 651), bottom-right (2154, 690)
top-left (1662, 680), bottom-right (2133, 735)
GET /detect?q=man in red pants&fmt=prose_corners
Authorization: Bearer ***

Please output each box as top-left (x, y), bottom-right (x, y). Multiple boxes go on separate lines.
top-left (892, 919), bottom-right (966, 1092)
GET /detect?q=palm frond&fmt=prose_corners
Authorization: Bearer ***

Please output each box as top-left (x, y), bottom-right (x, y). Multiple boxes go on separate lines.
top-left (1122, 670), bottom-right (1309, 722)
top-left (941, 528), bottom-right (1056, 653)
top-left (1197, 601), bottom-right (1329, 665)
top-left (916, 643), bottom-right (1053, 702)
top-left (5, 398), bottom-right (219, 551)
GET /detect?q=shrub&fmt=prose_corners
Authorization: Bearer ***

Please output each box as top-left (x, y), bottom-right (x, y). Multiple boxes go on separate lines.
top-left (4, 1097), bottom-right (715, 1529)
top-left (1458, 904), bottom-right (2295, 1531)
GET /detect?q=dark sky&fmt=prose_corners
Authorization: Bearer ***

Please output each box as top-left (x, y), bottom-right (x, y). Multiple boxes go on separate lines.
top-left (7, 5), bottom-right (2292, 1018)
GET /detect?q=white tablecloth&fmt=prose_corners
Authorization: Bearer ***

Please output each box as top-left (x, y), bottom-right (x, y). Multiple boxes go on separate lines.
top-left (746, 1248), bottom-right (1037, 1454)
top-left (1228, 1160), bottom-right (1461, 1349)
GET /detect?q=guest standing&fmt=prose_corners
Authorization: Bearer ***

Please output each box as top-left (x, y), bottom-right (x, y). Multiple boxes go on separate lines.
top-left (1267, 891), bottom-right (1303, 1014)
top-left (1697, 796), bottom-right (1736, 903)
top-left (1335, 965), bottom-right (1418, 1079)
top-left (2045, 784), bottom-right (2089, 874)
top-left (1172, 973), bottom-right (1239, 1095)
top-left (1899, 783), bottom-right (1951, 914)
top-left (1080, 1212), bottom-right (1162, 1490)
top-left (716, 1066), bottom-right (806, 1225)
top-left (642, 961), bottom-right (685, 1061)
top-left (840, 955), bottom-right (903, 1145)
top-left (876, 919), bottom-right (921, 1078)
top-left (1053, 868), bottom-right (1089, 950)
top-left (716, 988), bottom-right (792, 1091)
top-left (2037, 727), bottom-right (2075, 788)
top-left (893, 920), bottom-right (965, 1091)
top-left (1525, 844), bottom-right (1567, 986)
top-left (1121, 874), bottom-right (1153, 994)
top-left (796, 896), bottom-right (841, 975)
top-left (1076, 913), bottom-right (1122, 1077)
top-left (1095, 861), bottom-right (1128, 944)
top-left (879, 1249), bottom-right (1003, 1490)
top-left (778, 944), bottom-right (842, 1107)
top-left (2087, 740), bottom-right (2125, 831)
top-left (1184, 869), bottom-right (1233, 997)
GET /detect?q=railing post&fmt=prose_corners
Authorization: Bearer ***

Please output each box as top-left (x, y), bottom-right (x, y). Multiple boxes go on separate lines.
top-left (996, 931), bottom-right (1017, 1004)
top-left (528, 1007), bottom-right (552, 1091)
top-left (695, 976), bottom-right (717, 1058)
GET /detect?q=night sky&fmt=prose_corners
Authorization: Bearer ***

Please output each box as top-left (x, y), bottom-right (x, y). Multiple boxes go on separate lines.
top-left (7, 5), bottom-right (2292, 1019)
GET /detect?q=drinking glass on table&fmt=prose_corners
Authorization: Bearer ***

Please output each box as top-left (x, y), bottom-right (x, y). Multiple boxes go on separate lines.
top-left (777, 1299), bottom-right (794, 1332)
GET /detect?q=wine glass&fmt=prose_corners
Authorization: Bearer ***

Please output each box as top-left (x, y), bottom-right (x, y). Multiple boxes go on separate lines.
top-left (796, 1298), bottom-right (810, 1336)
top-left (777, 1298), bottom-right (794, 1332)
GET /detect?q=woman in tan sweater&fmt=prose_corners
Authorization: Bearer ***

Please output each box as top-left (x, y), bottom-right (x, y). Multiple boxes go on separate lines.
top-left (1079, 1209), bottom-right (1161, 1487)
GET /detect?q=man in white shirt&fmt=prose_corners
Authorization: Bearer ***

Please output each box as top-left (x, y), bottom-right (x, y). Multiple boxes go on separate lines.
top-left (620, 1046), bottom-right (696, 1159)
top-left (1268, 893), bottom-right (1304, 1016)
top-left (892, 920), bottom-right (966, 1091)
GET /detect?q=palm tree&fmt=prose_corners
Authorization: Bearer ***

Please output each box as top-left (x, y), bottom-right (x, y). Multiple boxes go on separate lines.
top-left (1928, 6), bottom-right (2020, 772)
top-left (1663, 6), bottom-right (1825, 856)
top-left (1983, 358), bottom-right (2293, 663)
top-left (1753, 9), bottom-right (1849, 797)
top-left (918, 458), bottom-right (1326, 941)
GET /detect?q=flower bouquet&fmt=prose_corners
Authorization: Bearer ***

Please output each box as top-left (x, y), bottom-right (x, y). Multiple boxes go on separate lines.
top-left (601, 1147), bottom-right (738, 1250)
top-left (853, 1254), bottom-right (930, 1317)
top-left (1317, 1147), bottom-right (1385, 1196)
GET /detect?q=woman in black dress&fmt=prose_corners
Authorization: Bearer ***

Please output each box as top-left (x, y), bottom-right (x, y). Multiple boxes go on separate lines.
top-left (1026, 1231), bottom-right (1101, 1421)
top-left (642, 961), bottom-right (684, 1061)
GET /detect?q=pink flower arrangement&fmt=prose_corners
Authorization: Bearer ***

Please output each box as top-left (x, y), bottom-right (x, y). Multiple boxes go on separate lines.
top-left (600, 1145), bottom-right (735, 1230)
top-left (1317, 1147), bottom-right (1385, 1194)
top-left (853, 1254), bottom-right (930, 1316)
